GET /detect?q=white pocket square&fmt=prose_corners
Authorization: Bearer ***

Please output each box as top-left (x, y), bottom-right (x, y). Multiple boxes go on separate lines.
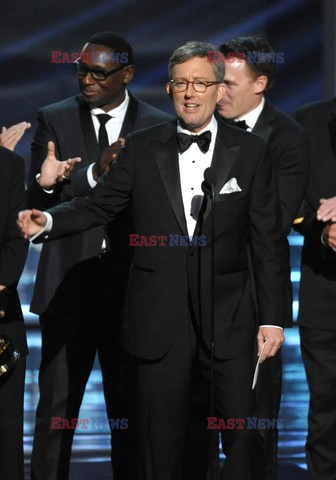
top-left (219, 177), bottom-right (242, 194)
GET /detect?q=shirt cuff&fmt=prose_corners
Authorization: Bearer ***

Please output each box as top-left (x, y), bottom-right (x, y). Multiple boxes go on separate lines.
top-left (259, 325), bottom-right (284, 330)
top-left (29, 212), bottom-right (53, 242)
top-left (36, 173), bottom-right (54, 194)
top-left (87, 164), bottom-right (97, 188)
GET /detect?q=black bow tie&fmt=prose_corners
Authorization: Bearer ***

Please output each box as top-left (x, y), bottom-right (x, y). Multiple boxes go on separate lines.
top-left (225, 119), bottom-right (249, 130)
top-left (177, 131), bottom-right (211, 154)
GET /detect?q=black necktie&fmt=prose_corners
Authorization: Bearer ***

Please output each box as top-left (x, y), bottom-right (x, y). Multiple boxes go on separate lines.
top-left (97, 114), bottom-right (111, 153)
top-left (177, 131), bottom-right (212, 154)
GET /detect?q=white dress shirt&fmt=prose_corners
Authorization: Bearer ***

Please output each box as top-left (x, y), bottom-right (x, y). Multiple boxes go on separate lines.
top-left (178, 116), bottom-right (217, 237)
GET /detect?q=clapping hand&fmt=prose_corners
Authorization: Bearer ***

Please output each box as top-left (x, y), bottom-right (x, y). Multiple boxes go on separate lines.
top-left (92, 138), bottom-right (125, 181)
top-left (0, 122), bottom-right (31, 151)
top-left (38, 141), bottom-right (81, 189)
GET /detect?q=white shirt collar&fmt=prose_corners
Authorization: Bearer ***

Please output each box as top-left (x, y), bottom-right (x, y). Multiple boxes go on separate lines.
top-left (235, 96), bottom-right (265, 130)
top-left (90, 89), bottom-right (129, 118)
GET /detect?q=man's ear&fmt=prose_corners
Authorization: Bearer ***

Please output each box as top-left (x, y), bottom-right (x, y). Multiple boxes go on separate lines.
top-left (254, 75), bottom-right (268, 94)
top-left (166, 82), bottom-right (172, 97)
top-left (216, 83), bottom-right (226, 103)
top-left (122, 65), bottom-right (135, 85)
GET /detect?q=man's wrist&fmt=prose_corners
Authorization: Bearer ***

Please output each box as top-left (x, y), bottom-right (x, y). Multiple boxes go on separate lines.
top-left (36, 173), bottom-right (54, 193)
top-left (30, 212), bottom-right (53, 243)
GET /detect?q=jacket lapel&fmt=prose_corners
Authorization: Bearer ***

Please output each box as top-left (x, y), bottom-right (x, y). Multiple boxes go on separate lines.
top-left (153, 121), bottom-right (188, 236)
top-left (119, 91), bottom-right (139, 138)
top-left (253, 100), bottom-right (274, 142)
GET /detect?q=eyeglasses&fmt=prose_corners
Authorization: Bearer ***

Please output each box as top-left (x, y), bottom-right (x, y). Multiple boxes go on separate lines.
top-left (74, 58), bottom-right (125, 81)
top-left (169, 80), bottom-right (222, 93)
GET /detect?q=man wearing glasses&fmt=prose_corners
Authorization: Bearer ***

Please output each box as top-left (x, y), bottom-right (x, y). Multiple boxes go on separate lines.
top-left (27, 31), bottom-right (171, 480)
top-left (21, 41), bottom-right (287, 480)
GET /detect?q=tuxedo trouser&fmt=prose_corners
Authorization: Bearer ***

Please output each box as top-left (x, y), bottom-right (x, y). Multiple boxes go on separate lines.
top-left (127, 312), bottom-right (264, 480)
top-left (30, 255), bottom-right (130, 480)
top-left (183, 343), bottom-right (281, 480)
top-left (300, 326), bottom-right (336, 480)
top-left (0, 356), bottom-right (26, 480)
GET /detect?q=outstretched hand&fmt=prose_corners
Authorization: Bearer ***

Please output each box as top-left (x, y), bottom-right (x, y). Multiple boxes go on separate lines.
top-left (17, 209), bottom-right (47, 240)
top-left (38, 141), bottom-right (81, 189)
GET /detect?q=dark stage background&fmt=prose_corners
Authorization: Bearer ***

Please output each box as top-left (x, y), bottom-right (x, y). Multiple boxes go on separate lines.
top-left (0, 0), bottom-right (327, 477)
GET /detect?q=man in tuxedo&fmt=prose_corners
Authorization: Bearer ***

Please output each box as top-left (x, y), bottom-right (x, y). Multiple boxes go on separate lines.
top-left (201, 36), bottom-right (307, 480)
top-left (20, 40), bottom-right (288, 480)
top-left (0, 124), bottom-right (29, 480)
top-left (293, 99), bottom-right (336, 480)
top-left (27, 31), bottom-right (172, 480)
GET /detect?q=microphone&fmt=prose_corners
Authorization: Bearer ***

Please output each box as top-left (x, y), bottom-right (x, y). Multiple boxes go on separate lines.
top-left (202, 167), bottom-right (217, 198)
top-left (202, 166), bottom-right (217, 480)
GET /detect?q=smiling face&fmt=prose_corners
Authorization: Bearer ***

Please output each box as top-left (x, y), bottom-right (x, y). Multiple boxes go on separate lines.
top-left (217, 59), bottom-right (266, 119)
top-left (166, 56), bottom-right (225, 133)
top-left (79, 42), bottom-right (134, 111)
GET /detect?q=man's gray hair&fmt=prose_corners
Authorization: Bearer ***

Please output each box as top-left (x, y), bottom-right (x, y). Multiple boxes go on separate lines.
top-left (168, 41), bottom-right (225, 82)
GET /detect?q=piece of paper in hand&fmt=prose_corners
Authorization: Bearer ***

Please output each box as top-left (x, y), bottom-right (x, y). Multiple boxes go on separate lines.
top-left (252, 341), bottom-right (267, 390)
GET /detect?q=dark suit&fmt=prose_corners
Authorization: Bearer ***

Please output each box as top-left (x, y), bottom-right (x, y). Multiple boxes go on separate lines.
top-left (0, 146), bottom-right (28, 480)
top-left (293, 98), bottom-right (336, 480)
top-left (251, 101), bottom-right (308, 480)
top-left (39, 119), bottom-right (289, 479)
top-left (185, 101), bottom-right (309, 480)
top-left (27, 92), bottom-right (172, 480)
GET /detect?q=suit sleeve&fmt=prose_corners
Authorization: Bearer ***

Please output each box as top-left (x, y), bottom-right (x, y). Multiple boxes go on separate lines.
top-left (273, 127), bottom-right (309, 235)
top-left (249, 143), bottom-right (289, 327)
top-left (0, 154), bottom-right (28, 287)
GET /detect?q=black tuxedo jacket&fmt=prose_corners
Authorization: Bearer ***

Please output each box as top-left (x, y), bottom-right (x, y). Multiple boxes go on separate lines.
top-left (294, 98), bottom-right (336, 331)
top-left (0, 147), bottom-right (28, 354)
top-left (254, 100), bottom-right (308, 235)
top-left (27, 92), bottom-right (172, 314)
top-left (41, 120), bottom-right (288, 361)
